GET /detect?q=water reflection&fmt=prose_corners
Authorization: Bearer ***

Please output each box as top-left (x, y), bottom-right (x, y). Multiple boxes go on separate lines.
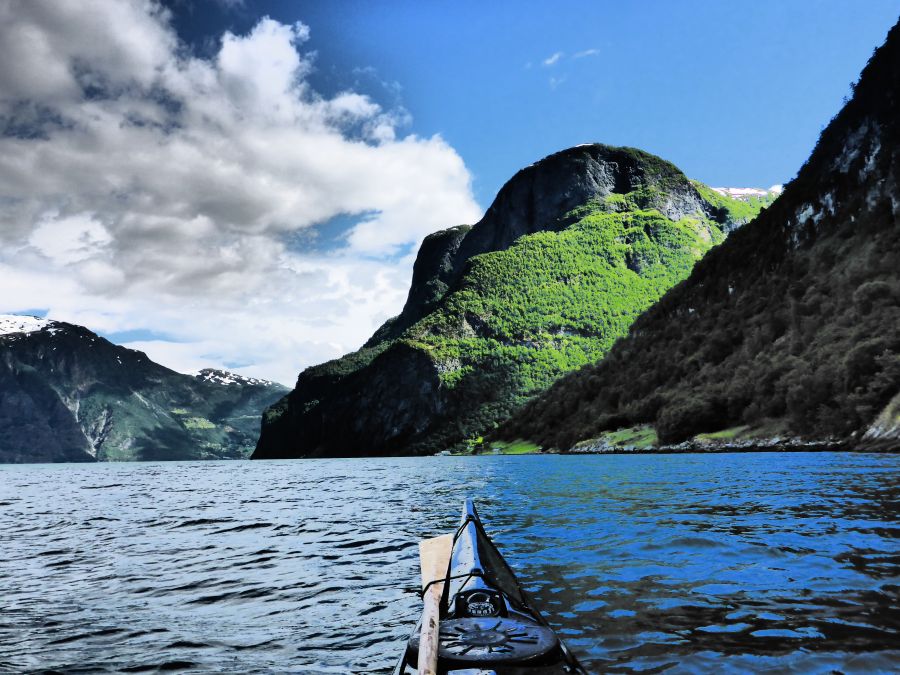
top-left (0, 452), bottom-right (897, 673)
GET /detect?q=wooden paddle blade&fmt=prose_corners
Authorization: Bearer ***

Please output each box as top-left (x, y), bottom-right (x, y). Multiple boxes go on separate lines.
top-left (419, 533), bottom-right (453, 589)
top-left (418, 533), bottom-right (453, 675)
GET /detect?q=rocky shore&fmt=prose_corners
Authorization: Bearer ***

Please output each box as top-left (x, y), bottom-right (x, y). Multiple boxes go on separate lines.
top-left (568, 437), bottom-right (846, 454)
top-left (566, 429), bottom-right (899, 454)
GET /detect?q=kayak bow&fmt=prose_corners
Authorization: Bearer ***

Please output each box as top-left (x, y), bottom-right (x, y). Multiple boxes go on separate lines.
top-left (395, 499), bottom-right (586, 674)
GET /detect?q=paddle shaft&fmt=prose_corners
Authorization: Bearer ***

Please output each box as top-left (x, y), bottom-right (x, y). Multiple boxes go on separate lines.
top-left (418, 582), bottom-right (442, 675)
top-left (418, 534), bottom-right (453, 675)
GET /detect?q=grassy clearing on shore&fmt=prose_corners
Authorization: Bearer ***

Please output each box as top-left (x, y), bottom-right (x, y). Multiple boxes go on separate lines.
top-left (602, 426), bottom-right (658, 447)
top-left (694, 426), bottom-right (750, 441)
top-left (485, 439), bottom-right (542, 454)
top-left (693, 420), bottom-right (791, 443)
top-left (571, 425), bottom-right (659, 451)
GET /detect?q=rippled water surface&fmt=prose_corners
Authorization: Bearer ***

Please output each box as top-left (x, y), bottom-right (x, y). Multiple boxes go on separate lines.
top-left (1, 453), bottom-right (898, 674)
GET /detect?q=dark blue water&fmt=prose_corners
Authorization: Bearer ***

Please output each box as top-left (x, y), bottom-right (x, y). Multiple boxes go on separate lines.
top-left (1, 453), bottom-right (897, 674)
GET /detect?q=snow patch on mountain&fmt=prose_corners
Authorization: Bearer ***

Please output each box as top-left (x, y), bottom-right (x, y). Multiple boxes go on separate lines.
top-left (0, 315), bottom-right (55, 336)
top-left (710, 186), bottom-right (782, 200)
top-left (196, 368), bottom-right (278, 388)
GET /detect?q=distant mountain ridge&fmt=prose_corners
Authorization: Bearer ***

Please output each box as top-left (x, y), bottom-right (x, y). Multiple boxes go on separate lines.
top-left (0, 316), bottom-right (288, 463)
top-left (196, 368), bottom-right (280, 388)
top-left (254, 144), bottom-right (773, 458)
top-left (710, 186), bottom-right (782, 200)
top-left (499, 20), bottom-right (900, 452)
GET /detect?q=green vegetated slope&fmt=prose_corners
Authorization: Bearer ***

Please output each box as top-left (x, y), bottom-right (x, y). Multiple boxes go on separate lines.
top-left (407, 205), bottom-right (724, 401)
top-left (255, 144), bottom-right (770, 458)
top-left (0, 320), bottom-right (288, 462)
top-left (499, 20), bottom-right (900, 451)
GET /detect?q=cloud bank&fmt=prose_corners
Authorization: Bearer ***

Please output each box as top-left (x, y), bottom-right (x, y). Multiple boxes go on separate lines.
top-left (0, 1), bottom-right (482, 383)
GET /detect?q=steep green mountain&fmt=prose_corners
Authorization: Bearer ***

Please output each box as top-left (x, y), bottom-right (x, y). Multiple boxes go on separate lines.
top-left (255, 145), bottom-right (770, 458)
top-left (499, 20), bottom-right (900, 452)
top-left (0, 316), bottom-right (288, 463)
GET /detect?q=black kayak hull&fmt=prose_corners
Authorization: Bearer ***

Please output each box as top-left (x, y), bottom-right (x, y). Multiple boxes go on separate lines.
top-left (395, 499), bottom-right (586, 675)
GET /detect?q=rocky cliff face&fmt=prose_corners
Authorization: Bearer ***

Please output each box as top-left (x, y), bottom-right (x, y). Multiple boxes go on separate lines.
top-left (500, 20), bottom-right (900, 451)
top-left (451, 145), bottom-right (721, 271)
top-left (255, 144), bottom-right (766, 458)
top-left (0, 317), bottom-right (288, 462)
top-left (366, 224), bottom-right (471, 346)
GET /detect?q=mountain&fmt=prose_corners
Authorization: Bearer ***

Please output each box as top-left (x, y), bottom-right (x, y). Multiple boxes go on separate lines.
top-left (696, 184), bottom-right (782, 231)
top-left (0, 316), bottom-right (288, 463)
top-left (498, 20), bottom-right (900, 452)
top-left (710, 186), bottom-right (782, 201)
top-left (254, 145), bottom-right (772, 458)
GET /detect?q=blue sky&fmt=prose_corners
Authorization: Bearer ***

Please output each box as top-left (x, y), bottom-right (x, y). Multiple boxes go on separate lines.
top-left (1, 1), bottom-right (897, 384)
top-left (167, 0), bottom-right (899, 207)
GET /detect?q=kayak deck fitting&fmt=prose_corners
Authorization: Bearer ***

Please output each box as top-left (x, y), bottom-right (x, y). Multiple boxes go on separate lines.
top-left (394, 499), bottom-right (586, 674)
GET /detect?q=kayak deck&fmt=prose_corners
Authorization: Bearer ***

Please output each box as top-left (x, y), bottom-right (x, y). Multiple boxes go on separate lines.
top-left (394, 499), bottom-right (586, 674)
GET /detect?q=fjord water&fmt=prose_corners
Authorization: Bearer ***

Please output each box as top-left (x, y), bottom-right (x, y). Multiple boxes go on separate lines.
top-left (1, 454), bottom-right (897, 674)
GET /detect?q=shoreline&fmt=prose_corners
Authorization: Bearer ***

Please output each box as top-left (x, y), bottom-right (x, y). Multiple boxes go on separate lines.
top-left (569, 438), bottom-right (845, 455)
top-left (461, 446), bottom-right (898, 456)
top-left (463, 437), bottom-right (899, 456)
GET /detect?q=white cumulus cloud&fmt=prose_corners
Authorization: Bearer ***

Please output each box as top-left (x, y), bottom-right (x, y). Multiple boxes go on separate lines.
top-left (0, 1), bottom-right (482, 384)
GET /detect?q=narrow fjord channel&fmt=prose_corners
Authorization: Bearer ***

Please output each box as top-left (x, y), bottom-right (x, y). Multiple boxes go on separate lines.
top-left (2, 453), bottom-right (897, 673)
